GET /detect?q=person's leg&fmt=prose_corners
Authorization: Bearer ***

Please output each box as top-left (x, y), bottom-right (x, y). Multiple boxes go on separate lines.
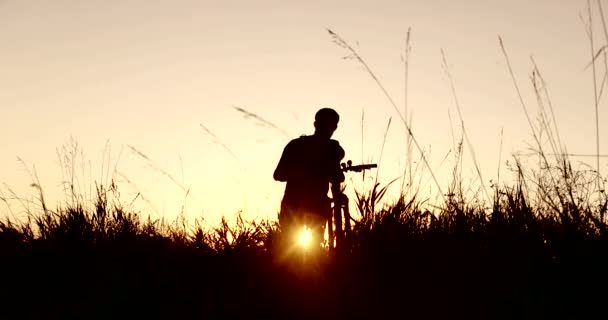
top-left (279, 204), bottom-right (297, 254)
top-left (309, 214), bottom-right (326, 250)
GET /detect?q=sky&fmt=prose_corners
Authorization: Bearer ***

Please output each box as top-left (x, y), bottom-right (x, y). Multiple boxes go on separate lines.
top-left (1, 0), bottom-right (606, 225)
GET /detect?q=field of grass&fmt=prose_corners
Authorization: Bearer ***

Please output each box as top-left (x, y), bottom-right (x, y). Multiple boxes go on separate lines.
top-left (1, 153), bottom-right (606, 319)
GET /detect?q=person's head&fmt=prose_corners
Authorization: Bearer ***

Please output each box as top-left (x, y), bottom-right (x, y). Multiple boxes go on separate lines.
top-left (313, 108), bottom-right (339, 139)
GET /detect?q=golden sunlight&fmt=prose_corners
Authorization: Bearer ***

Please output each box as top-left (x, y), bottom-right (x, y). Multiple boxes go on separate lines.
top-left (297, 225), bottom-right (313, 248)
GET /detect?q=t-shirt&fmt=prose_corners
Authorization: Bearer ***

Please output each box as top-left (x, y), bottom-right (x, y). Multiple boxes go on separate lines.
top-left (274, 135), bottom-right (345, 212)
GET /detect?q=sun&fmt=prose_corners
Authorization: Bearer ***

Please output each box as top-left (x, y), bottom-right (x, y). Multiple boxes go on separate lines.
top-left (297, 225), bottom-right (313, 248)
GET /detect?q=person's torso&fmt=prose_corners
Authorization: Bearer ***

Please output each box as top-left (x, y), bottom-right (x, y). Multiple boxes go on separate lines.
top-left (283, 135), bottom-right (343, 204)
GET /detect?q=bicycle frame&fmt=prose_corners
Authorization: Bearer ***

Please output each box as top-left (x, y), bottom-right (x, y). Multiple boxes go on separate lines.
top-left (327, 161), bottom-right (376, 252)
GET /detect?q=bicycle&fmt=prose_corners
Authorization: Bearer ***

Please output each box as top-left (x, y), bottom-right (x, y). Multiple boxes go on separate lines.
top-left (328, 160), bottom-right (377, 253)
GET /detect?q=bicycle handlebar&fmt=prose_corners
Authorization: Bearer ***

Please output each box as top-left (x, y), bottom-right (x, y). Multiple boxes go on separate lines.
top-left (340, 160), bottom-right (377, 173)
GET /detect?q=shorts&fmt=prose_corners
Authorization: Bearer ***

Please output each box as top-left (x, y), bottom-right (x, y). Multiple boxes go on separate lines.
top-left (279, 199), bottom-right (331, 246)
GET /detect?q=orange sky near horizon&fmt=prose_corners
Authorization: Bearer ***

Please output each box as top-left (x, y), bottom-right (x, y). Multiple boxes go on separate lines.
top-left (1, 0), bottom-right (606, 225)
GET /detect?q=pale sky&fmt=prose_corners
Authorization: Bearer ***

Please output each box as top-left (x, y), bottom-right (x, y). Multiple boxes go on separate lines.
top-left (1, 0), bottom-right (606, 225)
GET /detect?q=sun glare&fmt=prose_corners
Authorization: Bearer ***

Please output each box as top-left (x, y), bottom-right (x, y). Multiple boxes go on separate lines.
top-left (297, 225), bottom-right (313, 248)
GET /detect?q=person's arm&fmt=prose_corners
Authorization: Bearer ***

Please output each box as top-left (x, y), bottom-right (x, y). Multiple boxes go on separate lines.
top-left (330, 143), bottom-right (346, 207)
top-left (274, 141), bottom-right (297, 182)
top-left (331, 141), bottom-right (345, 183)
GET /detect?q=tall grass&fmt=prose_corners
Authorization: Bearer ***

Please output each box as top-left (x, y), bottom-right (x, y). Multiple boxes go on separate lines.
top-left (1, 145), bottom-right (607, 318)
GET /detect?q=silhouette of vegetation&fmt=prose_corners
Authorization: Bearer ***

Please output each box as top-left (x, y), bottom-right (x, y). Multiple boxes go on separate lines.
top-left (1, 150), bottom-right (606, 319)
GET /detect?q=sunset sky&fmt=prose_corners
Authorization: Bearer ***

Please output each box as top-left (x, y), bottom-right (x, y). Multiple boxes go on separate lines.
top-left (1, 0), bottom-right (605, 225)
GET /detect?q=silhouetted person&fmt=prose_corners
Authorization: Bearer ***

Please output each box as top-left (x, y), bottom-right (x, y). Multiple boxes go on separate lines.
top-left (274, 108), bottom-right (345, 251)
